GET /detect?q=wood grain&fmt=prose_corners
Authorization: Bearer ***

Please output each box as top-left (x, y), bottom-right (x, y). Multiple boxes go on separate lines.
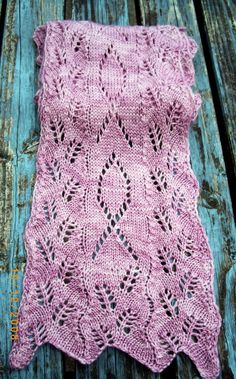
top-left (0, 1), bottom-right (65, 378)
top-left (0, 0), bottom-right (235, 378)
top-left (200, 0), bottom-right (236, 180)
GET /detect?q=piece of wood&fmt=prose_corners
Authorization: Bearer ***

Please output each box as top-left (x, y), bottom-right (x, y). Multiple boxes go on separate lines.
top-left (1, 0), bottom-right (235, 378)
top-left (199, 0), bottom-right (236, 180)
top-left (0, 1), bottom-right (3, 22)
top-left (0, 0), bottom-right (65, 378)
top-left (138, 1), bottom-right (236, 378)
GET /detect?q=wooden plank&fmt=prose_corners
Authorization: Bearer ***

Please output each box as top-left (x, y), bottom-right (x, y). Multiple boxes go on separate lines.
top-left (67, 0), bottom-right (137, 25)
top-left (1, 1), bottom-right (235, 378)
top-left (199, 0), bottom-right (236, 179)
top-left (0, 0), bottom-right (65, 378)
top-left (138, 0), bottom-right (236, 378)
top-left (0, 1), bottom-right (3, 22)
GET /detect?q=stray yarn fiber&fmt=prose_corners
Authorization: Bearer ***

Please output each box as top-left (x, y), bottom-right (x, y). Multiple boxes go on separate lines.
top-left (8, 20), bottom-right (222, 378)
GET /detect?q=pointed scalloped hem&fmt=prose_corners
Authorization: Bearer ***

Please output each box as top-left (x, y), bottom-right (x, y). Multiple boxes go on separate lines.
top-left (9, 337), bottom-right (221, 379)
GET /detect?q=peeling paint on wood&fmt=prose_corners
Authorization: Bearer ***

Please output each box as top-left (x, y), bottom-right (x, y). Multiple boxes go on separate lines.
top-left (199, 0), bottom-right (236, 201)
top-left (0, 0), bottom-right (65, 377)
top-left (0, 0), bottom-right (235, 378)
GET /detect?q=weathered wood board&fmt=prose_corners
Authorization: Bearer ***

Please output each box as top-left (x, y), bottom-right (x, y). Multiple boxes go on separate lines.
top-left (0, 2), bottom-right (65, 379)
top-left (199, 0), bottom-right (236, 182)
top-left (0, 0), bottom-right (235, 378)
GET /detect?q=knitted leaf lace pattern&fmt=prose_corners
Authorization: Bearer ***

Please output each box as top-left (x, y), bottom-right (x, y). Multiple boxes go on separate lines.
top-left (8, 20), bottom-right (222, 378)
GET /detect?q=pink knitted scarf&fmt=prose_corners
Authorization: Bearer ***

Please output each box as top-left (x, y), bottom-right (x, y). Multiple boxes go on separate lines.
top-left (8, 20), bottom-right (222, 378)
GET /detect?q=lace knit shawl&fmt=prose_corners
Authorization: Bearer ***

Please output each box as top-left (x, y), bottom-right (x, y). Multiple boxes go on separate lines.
top-left (8, 20), bottom-right (222, 378)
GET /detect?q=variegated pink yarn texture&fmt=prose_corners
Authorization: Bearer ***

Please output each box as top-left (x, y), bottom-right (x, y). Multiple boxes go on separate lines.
top-left (8, 20), bottom-right (222, 378)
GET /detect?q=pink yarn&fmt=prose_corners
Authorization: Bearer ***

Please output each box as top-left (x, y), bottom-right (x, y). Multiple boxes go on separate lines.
top-left (8, 20), bottom-right (222, 378)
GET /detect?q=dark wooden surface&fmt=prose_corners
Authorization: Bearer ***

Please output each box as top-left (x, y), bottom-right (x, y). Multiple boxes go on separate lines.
top-left (0, 0), bottom-right (235, 378)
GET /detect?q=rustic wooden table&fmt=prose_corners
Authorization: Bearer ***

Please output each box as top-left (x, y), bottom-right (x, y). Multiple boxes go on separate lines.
top-left (0, 1), bottom-right (235, 378)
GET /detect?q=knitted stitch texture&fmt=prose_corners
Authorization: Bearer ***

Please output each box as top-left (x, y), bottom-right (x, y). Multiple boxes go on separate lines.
top-left (8, 20), bottom-right (222, 378)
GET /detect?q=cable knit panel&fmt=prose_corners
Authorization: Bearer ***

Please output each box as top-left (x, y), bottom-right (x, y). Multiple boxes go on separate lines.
top-left (8, 20), bottom-right (222, 379)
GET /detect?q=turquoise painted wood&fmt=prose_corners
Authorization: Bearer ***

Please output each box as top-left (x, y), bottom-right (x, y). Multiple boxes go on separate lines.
top-left (200, 0), bottom-right (236, 178)
top-left (0, 0), bottom-right (235, 378)
top-left (0, 1), bottom-right (65, 379)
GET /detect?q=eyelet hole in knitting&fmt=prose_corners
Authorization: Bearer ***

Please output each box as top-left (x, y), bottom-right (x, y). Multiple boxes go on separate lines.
top-left (167, 150), bottom-right (178, 175)
top-left (182, 315), bottom-right (205, 344)
top-left (177, 232), bottom-right (194, 258)
top-left (35, 280), bottom-right (54, 307)
top-left (157, 246), bottom-right (177, 274)
top-left (52, 299), bottom-right (76, 326)
top-left (159, 289), bottom-right (179, 318)
top-left (179, 270), bottom-right (199, 299)
top-left (171, 187), bottom-right (186, 216)
top-left (150, 168), bottom-right (167, 192)
top-left (36, 240), bottom-right (49, 263)
top-left (91, 329), bottom-right (105, 348)
top-left (95, 284), bottom-right (117, 311)
top-left (98, 43), bottom-right (127, 102)
top-left (116, 308), bottom-right (139, 335)
top-left (46, 159), bottom-right (62, 183)
top-left (148, 123), bottom-right (163, 152)
top-left (57, 257), bottom-right (77, 285)
top-left (61, 178), bottom-right (81, 203)
top-left (116, 113), bottom-right (133, 147)
top-left (64, 138), bottom-right (82, 164)
top-left (72, 32), bottom-right (86, 53)
top-left (27, 331), bottom-right (37, 351)
top-left (92, 152), bottom-right (131, 260)
top-left (35, 237), bottom-right (55, 262)
top-left (154, 207), bottom-right (172, 232)
top-left (166, 99), bottom-right (184, 132)
top-left (119, 265), bottom-right (141, 293)
top-left (57, 216), bottom-right (77, 243)
top-left (158, 330), bottom-right (181, 357)
top-left (92, 325), bottom-right (115, 347)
